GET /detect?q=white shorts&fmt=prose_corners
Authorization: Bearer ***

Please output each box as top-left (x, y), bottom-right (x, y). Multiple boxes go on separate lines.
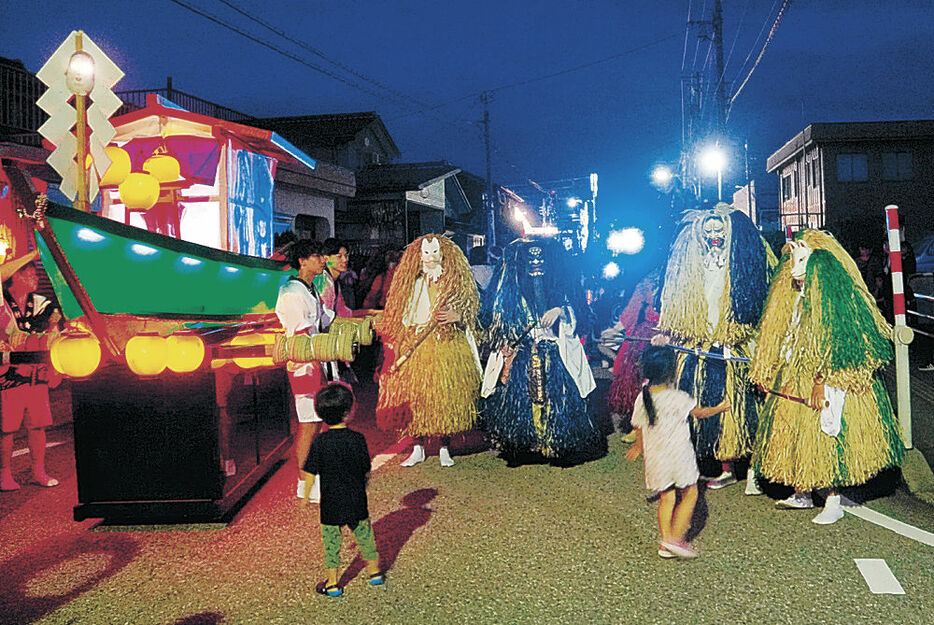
top-left (294, 393), bottom-right (321, 423)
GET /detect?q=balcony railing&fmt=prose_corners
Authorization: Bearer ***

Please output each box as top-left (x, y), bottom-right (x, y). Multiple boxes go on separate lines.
top-left (115, 88), bottom-right (256, 123)
top-left (0, 61), bottom-right (46, 145)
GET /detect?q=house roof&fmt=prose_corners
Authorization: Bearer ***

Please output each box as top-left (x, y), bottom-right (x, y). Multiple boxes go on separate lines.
top-left (767, 120), bottom-right (934, 172)
top-left (110, 94), bottom-right (317, 171)
top-left (355, 161), bottom-right (461, 193)
top-left (255, 112), bottom-right (401, 159)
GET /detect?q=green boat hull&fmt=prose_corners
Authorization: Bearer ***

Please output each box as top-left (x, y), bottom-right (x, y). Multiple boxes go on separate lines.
top-left (36, 203), bottom-right (292, 320)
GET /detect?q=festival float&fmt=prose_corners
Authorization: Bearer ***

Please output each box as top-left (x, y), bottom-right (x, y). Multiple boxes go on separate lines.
top-left (2, 32), bottom-right (371, 523)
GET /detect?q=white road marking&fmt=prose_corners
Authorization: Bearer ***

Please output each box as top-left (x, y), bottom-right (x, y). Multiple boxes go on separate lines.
top-left (371, 436), bottom-right (413, 471)
top-left (854, 559), bottom-right (906, 594)
top-left (842, 497), bottom-right (934, 547)
top-left (12, 440), bottom-right (66, 458)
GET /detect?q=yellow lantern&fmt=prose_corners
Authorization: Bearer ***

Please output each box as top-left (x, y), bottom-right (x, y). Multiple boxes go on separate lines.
top-left (125, 332), bottom-right (168, 376)
top-left (166, 333), bottom-right (206, 373)
top-left (118, 172), bottom-right (160, 210)
top-left (143, 154), bottom-right (181, 183)
top-left (99, 147), bottom-right (132, 186)
top-left (50, 331), bottom-right (102, 378)
top-left (231, 331), bottom-right (276, 369)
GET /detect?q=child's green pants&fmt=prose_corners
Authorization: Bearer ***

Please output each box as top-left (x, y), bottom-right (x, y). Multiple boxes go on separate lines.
top-left (321, 519), bottom-right (379, 568)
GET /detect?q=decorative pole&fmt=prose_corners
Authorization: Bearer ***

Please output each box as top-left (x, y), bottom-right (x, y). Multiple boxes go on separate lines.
top-left (885, 204), bottom-right (914, 448)
top-left (72, 32), bottom-right (91, 212)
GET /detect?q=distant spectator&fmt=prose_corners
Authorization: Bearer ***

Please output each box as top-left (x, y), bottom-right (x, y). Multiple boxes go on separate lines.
top-left (880, 235), bottom-right (916, 323)
top-left (468, 245), bottom-right (493, 292)
top-left (363, 247), bottom-right (403, 310)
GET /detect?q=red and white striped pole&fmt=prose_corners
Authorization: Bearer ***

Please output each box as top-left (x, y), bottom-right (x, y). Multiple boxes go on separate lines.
top-left (885, 204), bottom-right (913, 448)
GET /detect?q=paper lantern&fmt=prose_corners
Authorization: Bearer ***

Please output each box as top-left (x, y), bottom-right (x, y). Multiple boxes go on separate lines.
top-left (99, 147), bottom-right (132, 186)
top-left (50, 331), bottom-right (102, 378)
top-left (166, 333), bottom-right (206, 373)
top-left (143, 154), bottom-right (181, 183)
top-left (125, 333), bottom-right (167, 376)
top-left (231, 331), bottom-right (276, 369)
top-left (118, 172), bottom-right (160, 210)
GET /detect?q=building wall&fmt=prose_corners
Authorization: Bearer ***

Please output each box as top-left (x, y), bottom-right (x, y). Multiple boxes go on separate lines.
top-left (821, 139), bottom-right (934, 244)
top-left (273, 183), bottom-right (334, 239)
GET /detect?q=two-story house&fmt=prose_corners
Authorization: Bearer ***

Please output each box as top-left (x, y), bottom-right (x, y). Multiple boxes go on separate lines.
top-left (766, 121), bottom-right (934, 246)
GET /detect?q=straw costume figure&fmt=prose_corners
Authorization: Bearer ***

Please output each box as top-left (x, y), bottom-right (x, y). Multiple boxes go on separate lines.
top-left (480, 237), bottom-right (598, 462)
top-left (657, 204), bottom-right (776, 491)
top-left (607, 270), bottom-right (661, 438)
top-left (375, 235), bottom-right (481, 467)
top-left (749, 230), bottom-right (904, 524)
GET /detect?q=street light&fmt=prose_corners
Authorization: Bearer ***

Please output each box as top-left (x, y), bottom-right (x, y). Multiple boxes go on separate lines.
top-left (699, 146), bottom-right (727, 201)
top-left (651, 165), bottom-right (673, 188)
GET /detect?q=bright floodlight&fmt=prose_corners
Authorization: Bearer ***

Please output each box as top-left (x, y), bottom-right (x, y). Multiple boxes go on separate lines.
top-left (698, 146), bottom-right (727, 176)
top-left (607, 227), bottom-right (645, 255)
top-left (603, 262), bottom-right (620, 279)
top-left (566, 197), bottom-right (581, 208)
top-left (651, 165), bottom-right (673, 187)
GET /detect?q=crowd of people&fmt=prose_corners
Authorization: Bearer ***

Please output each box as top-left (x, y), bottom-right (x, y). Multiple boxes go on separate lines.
top-left (0, 208), bottom-right (918, 593)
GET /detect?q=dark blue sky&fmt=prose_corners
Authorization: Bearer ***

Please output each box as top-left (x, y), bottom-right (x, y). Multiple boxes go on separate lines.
top-left (4, 0), bottom-right (933, 229)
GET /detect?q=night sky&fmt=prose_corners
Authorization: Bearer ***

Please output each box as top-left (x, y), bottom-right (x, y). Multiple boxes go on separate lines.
top-left (3, 0), bottom-right (933, 231)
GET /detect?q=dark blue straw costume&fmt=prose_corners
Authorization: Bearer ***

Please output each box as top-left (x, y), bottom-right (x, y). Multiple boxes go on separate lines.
top-left (480, 238), bottom-right (599, 459)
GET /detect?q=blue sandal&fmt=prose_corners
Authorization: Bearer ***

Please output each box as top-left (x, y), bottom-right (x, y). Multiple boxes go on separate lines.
top-left (368, 572), bottom-right (386, 586)
top-left (316, 582), bottom-right (343, 597)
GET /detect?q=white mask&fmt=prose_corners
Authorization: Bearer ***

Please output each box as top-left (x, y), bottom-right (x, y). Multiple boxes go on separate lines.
top-left (789, 240), bottom-right (812, 281)
top-left (421, 237), bottom-right (443, 282)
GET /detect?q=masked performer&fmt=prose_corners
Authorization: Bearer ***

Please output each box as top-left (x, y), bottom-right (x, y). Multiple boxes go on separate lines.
top-left (606, 270), bottom-right (661, 441)
top-left (376, 235), bottom-right (481, 467)
top-left (750, 230), bottom-right (904, 524)
top-left (480, 237), bottom-right (598, 461)
top-left (657, 205), bottom-right (776, 492)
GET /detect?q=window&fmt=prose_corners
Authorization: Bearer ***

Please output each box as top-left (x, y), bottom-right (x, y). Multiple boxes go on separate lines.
top-left (810, 158), bottom-right (820, 187)
top-left (882, 151), bottom-right (912, 181)
top-left (781, 171), bottom-right (796, 202)
top-left (836, 153), bottom-right (868, 182)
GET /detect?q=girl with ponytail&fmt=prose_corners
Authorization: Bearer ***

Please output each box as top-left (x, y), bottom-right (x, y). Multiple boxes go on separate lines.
top-left (625, 345), bottom-right (730, 558)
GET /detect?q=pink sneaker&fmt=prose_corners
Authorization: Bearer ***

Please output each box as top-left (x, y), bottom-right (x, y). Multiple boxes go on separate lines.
top-left (660, 540), bottom-right (698, 559)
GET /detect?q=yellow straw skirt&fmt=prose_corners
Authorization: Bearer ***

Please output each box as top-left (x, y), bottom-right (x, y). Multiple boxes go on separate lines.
top-left (376, 329), bottom-right (480, 437)
top-left (752, 368), bottom-right (904, 491)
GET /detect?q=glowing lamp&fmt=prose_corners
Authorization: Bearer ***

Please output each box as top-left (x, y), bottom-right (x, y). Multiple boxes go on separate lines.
top-left (231, 332), bottom-right (276, 369)
top-left (166, 333), bottom-right (206, 373)
top-left (118, 172), bottom-right (160, 210)
top-left (50, 331), bottom-right (101, 378)
top-left (143, 154), bottom-right (181, 183)
top-left (125, 333), bottom-right (168, 376)
top-left (99, 147), bottom-right (132, 186)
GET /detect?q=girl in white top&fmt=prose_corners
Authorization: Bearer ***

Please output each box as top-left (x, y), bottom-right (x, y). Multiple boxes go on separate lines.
top-left (626, 345), bottom-right (730, 559)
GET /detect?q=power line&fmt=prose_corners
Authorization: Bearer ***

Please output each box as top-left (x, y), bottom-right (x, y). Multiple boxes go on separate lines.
top-left (215, 0), bottom-right (436, 115)
top-left (730, 0), bottom-right (781, 96)
top-left (166, 0), bottom-right (392, 103)
top-left (729, 0), bottom-right (792, 112)
top-left (485, 32), bottom-right (680, 95)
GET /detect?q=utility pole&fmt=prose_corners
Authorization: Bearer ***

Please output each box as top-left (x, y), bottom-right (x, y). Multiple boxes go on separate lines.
top-left (683, 0), bottom-right (728, 207)
top-left (481, 91), bottom-right (496, 248)
top-left (713, 0), bottom-right (727, 135)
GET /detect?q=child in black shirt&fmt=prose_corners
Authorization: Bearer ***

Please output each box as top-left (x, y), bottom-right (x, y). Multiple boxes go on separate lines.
top-left (304, 383), bottom-right (383, 597)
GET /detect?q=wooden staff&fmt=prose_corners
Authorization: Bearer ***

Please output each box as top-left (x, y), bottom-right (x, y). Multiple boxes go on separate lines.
top-left (388, 319), bottom-right (439, 375)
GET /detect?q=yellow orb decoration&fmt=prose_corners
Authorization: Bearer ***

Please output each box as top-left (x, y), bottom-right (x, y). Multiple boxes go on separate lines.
top-left (231, 331), bottom-right (276, 369)
top-left (125, 333), bottom-right (168, 377)
top-left (118, 172), bottom-right (160, 210)
top-left (143, 154), bottom-right (181, 183)
top-left (166, 333), bottom-right (206, 373)
top-left (50, 331), bottom-right (102, 378)
top-left (99, 147), bottom-right (132, 186)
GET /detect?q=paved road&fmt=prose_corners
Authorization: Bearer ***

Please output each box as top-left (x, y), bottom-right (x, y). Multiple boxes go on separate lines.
top-left (0, 377), bottom-right (931, 625)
